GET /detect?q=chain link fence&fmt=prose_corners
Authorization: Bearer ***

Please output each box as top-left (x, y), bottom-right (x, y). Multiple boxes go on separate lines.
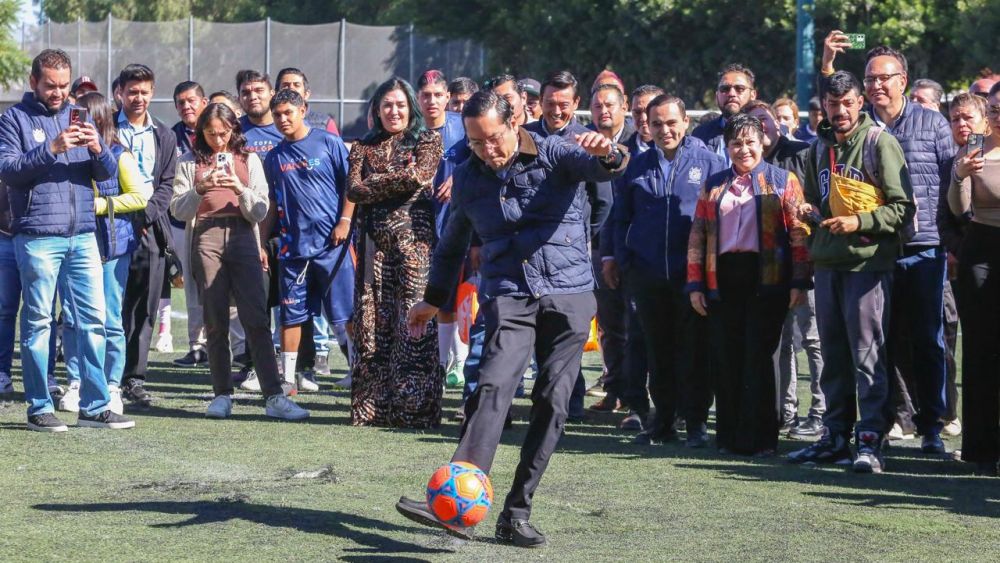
top-left (7, 16), bottom-right (485, 139)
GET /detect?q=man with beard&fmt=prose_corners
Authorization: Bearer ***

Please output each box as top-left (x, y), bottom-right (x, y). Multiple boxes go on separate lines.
top-left (788, 71), bottom-right (914, 474)
top-left (0, 49), bottom-right (133, 430)
top-left (692, 63), bottom-right (757, 165)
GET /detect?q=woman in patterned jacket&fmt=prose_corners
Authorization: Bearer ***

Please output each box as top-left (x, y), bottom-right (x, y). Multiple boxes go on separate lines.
top-left (686, 113), bottom-right (810, 457)
top-left (347, 77), bottom-right (445, 428)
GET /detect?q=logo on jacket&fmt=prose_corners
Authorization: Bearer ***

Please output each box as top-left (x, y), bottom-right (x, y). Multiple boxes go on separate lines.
top-left (688, 166), bottom-right (703, 184)
top-left (32, 128), bottom-right (45, 143)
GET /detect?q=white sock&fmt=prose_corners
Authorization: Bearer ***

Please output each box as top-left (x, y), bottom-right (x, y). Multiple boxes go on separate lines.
top-left (157, 299), bottom-right (171, 336)
top-left (281, 352), bottom-right (298, 384)
top-left (438, 322), bottom-right (454, 368)
top-left (452, 322), bottom-right (468, 364)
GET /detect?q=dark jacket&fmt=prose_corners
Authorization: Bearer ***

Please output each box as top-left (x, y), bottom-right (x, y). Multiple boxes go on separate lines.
top-left (0, 92), bottom-right (117, 236)
top-left (622, 129), bottom-right (653, 159)
top-left (524, 117), bottom-right (614, 238)
top-left (424, 128), bottom-right (628, 306)
top-left (94, 143), bottom-right (138, 261)
top-left (0, 181), bottom-right (11, 236)
top-left (866, 101), bottom-right (956, 247)
top-left (585, 120), bottom-right (637, 275)
top-left (171, 121), bottom-right (194, 156)
top-left (614, 135), bottom-right (725, 281)
top-left (765, 135), bottom-right (810, 182)
top-left (121, 112), bottom-right (178, 254)
top-left (691, 116), bottom-right (726, 157)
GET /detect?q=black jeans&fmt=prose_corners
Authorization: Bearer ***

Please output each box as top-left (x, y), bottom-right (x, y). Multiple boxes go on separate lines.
top-left (627, 272), bottom-right (710, 433)
top-left (709, 254), bottom-right (786, 454)
top-left (453, 292), bottom-right (595, 521)
top-left (957, 223), bottom-right (1000, 464)
top-left (123, 228), bottom-right (166, 382)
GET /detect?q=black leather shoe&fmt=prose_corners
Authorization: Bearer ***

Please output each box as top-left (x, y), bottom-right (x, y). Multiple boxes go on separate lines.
top-left (394, 496), bottom-right (474, 540)
top-left (495, 515), bottom-right (547, 548)
top-left (633, 429), bottom-right (678, 446)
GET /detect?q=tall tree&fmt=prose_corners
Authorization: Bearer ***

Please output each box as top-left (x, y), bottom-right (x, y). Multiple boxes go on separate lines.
top-left (0, 0), bottom-right (28, 89)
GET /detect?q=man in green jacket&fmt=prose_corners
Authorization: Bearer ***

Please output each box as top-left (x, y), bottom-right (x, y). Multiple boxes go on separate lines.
top-left (788, 71), bottom-right (915, 474)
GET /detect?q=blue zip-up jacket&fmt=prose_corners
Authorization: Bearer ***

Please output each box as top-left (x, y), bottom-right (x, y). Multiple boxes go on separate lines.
top-left (424, 128), bottom-right (628, 306)
top-left (613, 135), bottom-right (725, 281)
top-left (867, 100), bottom-right (956, 247)
top-left (94, 143), bottom-right (137, 261)
top-left (0, 92), bottom-right (116, 236)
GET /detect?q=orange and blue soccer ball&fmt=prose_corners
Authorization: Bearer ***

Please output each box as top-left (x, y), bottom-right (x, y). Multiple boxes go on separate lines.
top-left (426, 461), bottom-right (493, 528)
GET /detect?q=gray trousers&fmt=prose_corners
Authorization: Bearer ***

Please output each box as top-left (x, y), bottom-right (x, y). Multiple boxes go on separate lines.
top-left (814, 269), bottom-right (893, 437)
top-left (775, 289), bottom-right (825, 421)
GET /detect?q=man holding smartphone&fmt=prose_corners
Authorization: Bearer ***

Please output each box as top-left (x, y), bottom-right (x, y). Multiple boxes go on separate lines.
top-left (0, 49), bottom-right (134, 431)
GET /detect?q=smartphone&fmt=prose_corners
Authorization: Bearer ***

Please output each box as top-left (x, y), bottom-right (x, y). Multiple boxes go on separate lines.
top-left (803, 208), bottom-right (825, 226)
top-left (215, 152), bottom-right (233, 175)
top-left (968, 133), bottom-right (985, 155)
top-left (69, 107), bottom-right (87, 126)
top-left (846, 33), bottom-right (866, 50)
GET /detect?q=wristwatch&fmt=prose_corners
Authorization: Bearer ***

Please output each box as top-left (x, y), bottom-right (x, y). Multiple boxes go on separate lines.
top-left (600, 145), bottom-right (622, 166)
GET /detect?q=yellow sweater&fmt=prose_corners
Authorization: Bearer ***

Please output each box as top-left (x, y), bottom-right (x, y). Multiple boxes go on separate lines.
top-left (94, 150), bottom-right (148, 216)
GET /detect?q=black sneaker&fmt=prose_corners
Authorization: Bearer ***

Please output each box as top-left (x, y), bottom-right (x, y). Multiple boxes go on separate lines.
top-left (77, 409), bottom-right (136, 429)
top-left (495, 514), bottom-right (547, 548)
top-left (122, 379), bottom-right (153, 406)
top-left (686, 423), bottom-right (710, 448)
top-left (633, 429), bottom-right (678, 446)
top-left (853, 430), bottom-right (885, 474)
top-left (173, 349), bottom-right (207, 367)
top-left (394, 496), bottom-right (474, 540)
top-left (921, 433), bottom-right (946, 455)
top-left (231, 352), bottom-right (251, 368)
top-left (780, 414), bottom-right (799, 434)
top-left (789, 416), bottom-right (824, 439)
top-left (27, 412), bottom-right (69, 433)
top-left (787, 429), bottom-right (852, 465)
top-left (314, 354), bottom-right (331, 376)
top-left (619, 410), bottom-right (644, 432)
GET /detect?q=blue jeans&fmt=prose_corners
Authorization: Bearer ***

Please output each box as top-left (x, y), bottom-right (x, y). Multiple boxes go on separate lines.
top-left (889, 246), bottom-right (947, 436)
top-left (313, 314), bottom-right (330, 355)
top-left (0, 235), bottom-right (18, 375)
top-left (65, 253), bottom-right (131, 387)
top-left (14, 233), bottom-right (110, 416)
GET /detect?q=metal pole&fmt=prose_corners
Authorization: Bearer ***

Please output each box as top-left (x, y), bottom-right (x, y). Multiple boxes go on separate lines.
top-left (76, 17), bottom-right (81, 74)
top-left (408, 23), bottom-right (414, 84)
top-left (338, 18), bottom-right (346, 130)
top-left (106, 15), bottom-right (112, 93)
top-left (188, 16), bottom-right (194, 81)
top-left (795, 0), bottom-right (816, 116)
top-left (265, 17), bottom-right (271, 75)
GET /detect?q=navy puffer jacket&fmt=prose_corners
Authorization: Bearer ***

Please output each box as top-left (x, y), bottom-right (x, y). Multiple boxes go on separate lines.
top-left (867, 101), bottom-right (956, 247)
top-left (94, 143), bottom-right (138, 260)
top-left (0, 92), bottom-right (116, 236)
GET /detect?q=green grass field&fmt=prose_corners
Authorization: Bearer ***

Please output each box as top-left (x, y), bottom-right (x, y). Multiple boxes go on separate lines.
top-left (1, 290), bottom-right (997, 562)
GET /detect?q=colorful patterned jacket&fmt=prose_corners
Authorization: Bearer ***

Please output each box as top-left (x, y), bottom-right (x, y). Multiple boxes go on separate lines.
top-left (685, 160), bottom-right (810, 300)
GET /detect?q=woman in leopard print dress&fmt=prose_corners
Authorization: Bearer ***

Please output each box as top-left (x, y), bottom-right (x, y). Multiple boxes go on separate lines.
top-left (347, 78), bottom-right (445, 428)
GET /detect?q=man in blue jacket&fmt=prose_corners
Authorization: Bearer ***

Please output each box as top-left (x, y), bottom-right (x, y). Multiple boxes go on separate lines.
top-left (610, 94), bottom-right (726, 446)
top-left (0, 49), bottom-right (134, 431)
top-left (691, 63), bottom-right (758, 165)
top-left (397, 91), bottom-right (628, 547)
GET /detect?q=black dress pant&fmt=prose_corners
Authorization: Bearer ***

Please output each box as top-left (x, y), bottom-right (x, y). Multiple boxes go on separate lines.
top-left (710, 253), bottom-right (787, 454)
top-left (453, 291), bottom-right (595, 521)
top-left (123, 228), bottom-right (166, 382)
top-left (628, 272), bottom-right (711, 433)
top-left (957, 223), bottom-right (1000, 464)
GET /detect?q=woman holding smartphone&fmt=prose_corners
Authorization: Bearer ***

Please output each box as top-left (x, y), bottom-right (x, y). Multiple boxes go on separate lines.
top-left (171, 102), bottom-right (308, 421)
top-left (948, 92), bottom-right (1000, 476)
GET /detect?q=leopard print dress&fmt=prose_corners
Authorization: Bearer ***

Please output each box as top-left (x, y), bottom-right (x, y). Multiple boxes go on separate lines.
top-left (347, 130), bottom-right (445, 428)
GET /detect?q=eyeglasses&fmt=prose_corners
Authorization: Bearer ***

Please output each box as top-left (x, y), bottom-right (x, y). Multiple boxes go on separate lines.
top-left (468, 128), bottom-right (509, 150)
top-left (718, 84), bottom-right (749, 94)
top-left (863, 73), bottom-right (902, 86)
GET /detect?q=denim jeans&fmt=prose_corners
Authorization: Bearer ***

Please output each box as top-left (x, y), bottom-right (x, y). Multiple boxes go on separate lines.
top-left (0, 234), bottom-right (18, 375)
top-left (14, 233), bottom-right (110, 416)
top-left (65, 253), bottom-right (131, 387)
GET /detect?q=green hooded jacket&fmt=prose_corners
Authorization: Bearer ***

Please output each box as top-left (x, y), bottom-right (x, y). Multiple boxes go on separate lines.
top-left (801, 113), bottom-right (915, 272)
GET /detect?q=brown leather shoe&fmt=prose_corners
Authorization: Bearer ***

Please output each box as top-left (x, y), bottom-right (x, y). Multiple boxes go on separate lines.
top-left (588, 396), bottom-right (622, 412)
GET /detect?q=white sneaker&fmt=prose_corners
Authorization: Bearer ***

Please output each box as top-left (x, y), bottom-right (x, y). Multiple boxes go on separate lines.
top-left (942, 418), bottom-right (962, 437)
top-left (108, 385), bottom-right (124, 415)
top-left (888, 422), bottom-right (915, 441)
top-left (298, 374), bottom-right (320, 393)
top-left (0, 372), bottom-right (13, 395)
top-left (265, 394), bottom-right (309, 421)
top-left (332, 375), bottom-right (352, 389)
top-left (154, 333), bottom-right (174, 353)
top-left (58, 382), bottom-right (81, 413)
top-left (206, 395), bottom-right (233, 419)
top-left (239, 369), bottom-right (261, 392)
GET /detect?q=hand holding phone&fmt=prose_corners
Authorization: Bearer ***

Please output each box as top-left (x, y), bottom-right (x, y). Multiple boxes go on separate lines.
top-left (69, 107), bottom-right (88, 127)
top-left (846, 33), bottom-right (866, 50)
top-left (957, 134), bottom-right (986, 179)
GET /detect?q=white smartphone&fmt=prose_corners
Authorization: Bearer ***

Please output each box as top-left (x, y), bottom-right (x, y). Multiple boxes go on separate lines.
top-left (215, 152), bottom-right (233, 176)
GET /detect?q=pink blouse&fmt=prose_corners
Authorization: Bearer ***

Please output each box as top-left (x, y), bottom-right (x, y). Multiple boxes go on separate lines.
top-left (717, 173), bottom-right (759, 254)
